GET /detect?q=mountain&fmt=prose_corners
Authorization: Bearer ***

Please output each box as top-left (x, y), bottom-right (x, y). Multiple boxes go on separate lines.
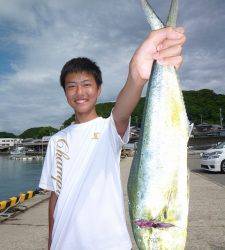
top-left (183, 89), bottom-right (225, 124)
top-left (2, 89), bottom-right (224, 138)
top-left (0, 132), bottom-right (17, 138)
top-left (62, 89), bottom-right (225, 128)
top-left (19, 126), bottom-right (59, 139)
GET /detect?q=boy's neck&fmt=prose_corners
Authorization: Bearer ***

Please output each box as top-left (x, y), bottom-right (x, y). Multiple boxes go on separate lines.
top-left (74, 110), bottom-right (99, 124)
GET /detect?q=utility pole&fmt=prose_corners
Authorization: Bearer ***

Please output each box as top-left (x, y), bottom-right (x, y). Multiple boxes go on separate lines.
top-left (219, 108), bottom-right (223, 127)
top-left (200, 114), bottom-right (203, 124)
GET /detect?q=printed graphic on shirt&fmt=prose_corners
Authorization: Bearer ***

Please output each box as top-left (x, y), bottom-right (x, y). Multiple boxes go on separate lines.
top-left (91, 132), bottom-right (100, 140)
top-left (51, 138), bottom-right (70, 196)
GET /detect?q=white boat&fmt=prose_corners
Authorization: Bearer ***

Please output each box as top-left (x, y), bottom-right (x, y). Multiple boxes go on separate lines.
top-left (10, 146), bottom-right (26, 155)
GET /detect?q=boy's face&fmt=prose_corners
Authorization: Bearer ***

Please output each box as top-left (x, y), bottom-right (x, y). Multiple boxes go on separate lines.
top-left (64, 71), bottom-right (101, 116)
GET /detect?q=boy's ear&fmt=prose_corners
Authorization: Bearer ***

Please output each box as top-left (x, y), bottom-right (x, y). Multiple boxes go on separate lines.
top-left (97, 85), bottom-right (102, 97)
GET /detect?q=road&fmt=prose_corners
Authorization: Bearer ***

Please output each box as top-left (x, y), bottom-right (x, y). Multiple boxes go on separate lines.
top-left (0, 156), bottom-right (224, 249)
top-left (188, 154), bottom-right (225, 187)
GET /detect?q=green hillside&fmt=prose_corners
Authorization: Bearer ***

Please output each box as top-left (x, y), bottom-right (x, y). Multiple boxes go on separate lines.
top-left (0, 132), bottom-right (17, 138)
top-left (19, 126), bottom-right (59, 139)
top-left (183, 89), bottom-right (225, 124)
top-left (2, 89), bottom-right (224, 139)
top-left (63, 89), bottom-right (225, 128)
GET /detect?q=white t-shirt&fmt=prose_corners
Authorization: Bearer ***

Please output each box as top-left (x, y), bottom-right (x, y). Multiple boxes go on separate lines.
top-left (39, 110), bottom-right (132, 250)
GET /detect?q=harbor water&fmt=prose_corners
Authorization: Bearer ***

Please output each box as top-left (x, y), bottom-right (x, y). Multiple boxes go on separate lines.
top-left (0, 155), bottom-right (43, 201)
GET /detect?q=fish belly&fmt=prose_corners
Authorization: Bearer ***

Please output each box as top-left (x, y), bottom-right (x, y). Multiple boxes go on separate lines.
top-left (127, 63), bottom-right (189, 250)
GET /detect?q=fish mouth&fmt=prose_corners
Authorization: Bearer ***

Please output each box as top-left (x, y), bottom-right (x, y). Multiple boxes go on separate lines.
top-left (134, 219), bottom-right (174, 229)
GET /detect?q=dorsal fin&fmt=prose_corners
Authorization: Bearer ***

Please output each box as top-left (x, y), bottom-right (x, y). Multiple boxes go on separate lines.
top-left (140, 0), bottom-right (164, 30)
top-left (166, 0), bottom-right (178, 27)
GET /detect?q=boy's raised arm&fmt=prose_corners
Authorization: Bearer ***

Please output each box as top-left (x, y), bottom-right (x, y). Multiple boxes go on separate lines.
top-left (113, 27), bottom-right (186, 138)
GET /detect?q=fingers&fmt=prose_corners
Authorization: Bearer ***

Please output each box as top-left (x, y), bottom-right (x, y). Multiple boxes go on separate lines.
top-left (175, 58), bottom-right (183, 70)
top-left (152, 45), bottom-right (182, 60)
top-left (156, 35), bottom-right (186, 52)
top-left (149, 26), bottom-right (185, 46)
top-left (164, 26), bottom-right (185, 40)
top-left (174, 27), bottom-right (185, 34)
top-left (150, 27), bottom-right (186, 69)
top-left (156, 56), bottom-right (183, 69)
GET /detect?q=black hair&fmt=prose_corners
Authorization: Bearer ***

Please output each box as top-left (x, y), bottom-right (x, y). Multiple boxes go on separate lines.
top-left (60, 57), bottom-right (102, 91)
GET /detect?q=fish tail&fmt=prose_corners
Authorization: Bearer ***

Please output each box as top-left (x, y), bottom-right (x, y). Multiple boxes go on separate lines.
top-left (166, 0), bottom-right (179, 27)
top-left (140, 0), bottom-right (164, 30)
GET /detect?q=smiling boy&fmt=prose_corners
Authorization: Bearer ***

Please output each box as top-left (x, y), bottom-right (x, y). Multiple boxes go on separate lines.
top-left (39, 27), bottom-right (186, 250)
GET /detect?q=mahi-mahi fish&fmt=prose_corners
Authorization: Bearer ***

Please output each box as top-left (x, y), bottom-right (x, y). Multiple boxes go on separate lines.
top-left (127, 0), bottom-right (191, 249)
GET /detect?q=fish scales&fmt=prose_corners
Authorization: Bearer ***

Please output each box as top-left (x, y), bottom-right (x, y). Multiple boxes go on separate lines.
top-left (127, 1), bottom-right (189, 249)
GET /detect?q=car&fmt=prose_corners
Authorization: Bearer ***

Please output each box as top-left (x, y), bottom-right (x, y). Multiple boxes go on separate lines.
top-left (200, 142), bottom-right (225, 173)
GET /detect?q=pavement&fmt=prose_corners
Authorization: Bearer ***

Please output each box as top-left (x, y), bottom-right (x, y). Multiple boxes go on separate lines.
top-left (0, 156), bottom-right (225, 250)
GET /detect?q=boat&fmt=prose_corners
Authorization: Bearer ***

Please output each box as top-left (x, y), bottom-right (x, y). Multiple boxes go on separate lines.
top-left (10, 146), bottom-right (26, 156)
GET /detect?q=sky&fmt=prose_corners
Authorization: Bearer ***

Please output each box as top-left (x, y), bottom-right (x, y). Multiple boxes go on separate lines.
top-left (0, 0), bottom-right (224, 134)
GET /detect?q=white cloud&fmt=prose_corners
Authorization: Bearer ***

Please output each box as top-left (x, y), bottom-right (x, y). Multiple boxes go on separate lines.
top-left (0, 0), bottom-right (224, 134)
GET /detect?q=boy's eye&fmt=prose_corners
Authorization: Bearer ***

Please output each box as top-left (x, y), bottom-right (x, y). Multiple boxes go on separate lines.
top-left (65, 81), bottom-right (92, 90)
top-left (66, 84), bottom-right (77, 89)
top-left (68, 85), bottom-right (75, 88)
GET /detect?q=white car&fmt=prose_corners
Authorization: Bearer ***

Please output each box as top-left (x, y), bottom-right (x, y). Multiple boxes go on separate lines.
top-left (200, 142), bottom-right (225, 173)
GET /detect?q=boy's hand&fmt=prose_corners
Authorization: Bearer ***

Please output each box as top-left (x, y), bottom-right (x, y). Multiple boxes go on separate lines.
top-left (129, 26), bottom-right (186, 84)
top-left (113, 27), bottom-right (186, 138)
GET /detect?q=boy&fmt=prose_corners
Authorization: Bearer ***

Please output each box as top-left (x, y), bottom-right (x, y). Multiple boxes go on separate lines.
top-left (39, 27), bottom-right (186, 250)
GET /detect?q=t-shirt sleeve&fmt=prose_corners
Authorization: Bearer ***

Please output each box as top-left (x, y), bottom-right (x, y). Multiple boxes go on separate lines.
top-left (109, 108), bottom-right (131, 152)
top-left (38, 138), bottom-right (55, 192)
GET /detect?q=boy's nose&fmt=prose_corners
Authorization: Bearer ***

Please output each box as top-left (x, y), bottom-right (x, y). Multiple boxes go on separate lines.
top-left (76, 84), bottom-right (84, 95)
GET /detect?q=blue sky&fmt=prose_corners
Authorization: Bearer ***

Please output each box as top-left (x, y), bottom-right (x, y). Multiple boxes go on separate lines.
top-left (0, 0), bottom-right (225, 134)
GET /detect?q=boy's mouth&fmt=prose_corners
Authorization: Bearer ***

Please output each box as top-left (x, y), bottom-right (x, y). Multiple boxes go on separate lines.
top-left (75, 99), bottom-right (88, 104)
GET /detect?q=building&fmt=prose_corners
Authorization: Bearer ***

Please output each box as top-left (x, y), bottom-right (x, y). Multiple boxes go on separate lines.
top-left (42, 136), bottom-right (51, 142)
top-left (195, 123), bottom-right (223, 133)
top-left (0, 138), bottom-right (22, 147)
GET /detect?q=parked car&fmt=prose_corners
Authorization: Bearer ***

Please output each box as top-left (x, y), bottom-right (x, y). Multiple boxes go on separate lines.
top-left (200, 142), bottom-right (225, 173)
